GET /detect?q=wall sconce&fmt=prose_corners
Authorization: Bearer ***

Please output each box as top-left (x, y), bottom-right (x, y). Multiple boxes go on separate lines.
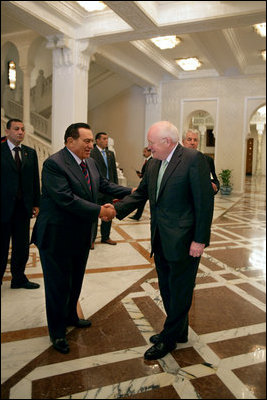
top-left (8, 61), bottom-right (16, 90)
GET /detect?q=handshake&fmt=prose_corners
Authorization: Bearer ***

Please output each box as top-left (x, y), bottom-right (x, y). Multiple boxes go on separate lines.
top-left (99, 203), bottom-right (116, 222)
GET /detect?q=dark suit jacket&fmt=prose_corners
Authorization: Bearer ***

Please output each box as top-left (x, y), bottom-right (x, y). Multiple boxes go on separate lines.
top-left (115, 144), bottom-right (214, 261)
top-left (1, 141), bottom-right (40, 222)
top-left (140, 156), bottom-right (152, 178)
top-left (32, 147), bottom-right (131, 249)
top-left (90, 146), bottom-right (118, 203)
top-left (204, 154), bottom-right (220, 194)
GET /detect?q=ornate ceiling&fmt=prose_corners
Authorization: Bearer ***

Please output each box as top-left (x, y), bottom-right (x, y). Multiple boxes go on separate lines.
top-left (1, 1), bottom-right (266, 87)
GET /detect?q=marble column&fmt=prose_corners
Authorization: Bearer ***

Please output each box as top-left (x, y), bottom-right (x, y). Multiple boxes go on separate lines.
top-left (255, 123), bottom-right (264, 175)
top-left (198, 124), bottom-right (206, 153)
top-left (20, 64), bottom-right (34, 136)
top-left (46, 35), bottom-right (95, 152)
top-left (143, 86), bottom-right (161, 145)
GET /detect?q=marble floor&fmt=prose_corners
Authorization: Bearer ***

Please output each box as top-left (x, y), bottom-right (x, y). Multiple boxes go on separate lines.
top-left (1, 176), bottom-right (266, 399)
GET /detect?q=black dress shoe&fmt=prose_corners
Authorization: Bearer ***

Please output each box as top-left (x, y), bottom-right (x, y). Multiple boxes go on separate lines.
top-left (150, 333), bottom-right (188, 344)
top-left (144, 341), bottom-right (176, 360)
top-left (149, 334), bottom-right (162, 344)
top-left (11, 281), bottom-right (40, 289)
top-left (52, 338), bottom-right (69, 354)
top-left (129, 216), bottom-right (140, 220)
top-left (101, 238), bottom-right (117, 245)
top-left (67, 319), bottom-right (92, 328)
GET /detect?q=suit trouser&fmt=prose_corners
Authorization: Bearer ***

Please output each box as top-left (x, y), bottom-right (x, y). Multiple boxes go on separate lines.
top-left (132, 200), bottom-right (147, 219)
top-left (38, 225), bottom-right (90, 339)
top-left (154, 236), bottom-right (200, 345)
top-left (0, 199), bottom-right (30, 284)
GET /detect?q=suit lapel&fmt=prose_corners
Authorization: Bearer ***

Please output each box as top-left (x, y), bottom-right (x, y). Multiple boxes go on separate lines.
top-left (3, 141), bottom-right (17, 172)
top-left (151, 159), bottom-right (161, 202)
top-left (63, 148), bottom-right (93, 199)
top-left (21, 145), bottom-right (29, 170)
top-left (157, 144), bottom-right (183, 200)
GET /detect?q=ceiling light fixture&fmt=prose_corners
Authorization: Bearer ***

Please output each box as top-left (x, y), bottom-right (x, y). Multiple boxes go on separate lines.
top-left (150, 36), bottom-right (181, 50)
top-left (253, 22), bottom-right (266, 37)
top-left (76, 1), bottom-right (106, 12)
top-left (175, 57), bottom-right (201, 71)
top-left (261, 49), bottom-right (266, 61)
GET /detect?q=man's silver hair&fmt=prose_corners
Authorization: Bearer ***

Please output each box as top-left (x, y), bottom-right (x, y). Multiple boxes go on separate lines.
top-left (182, 128), bottom-right (200, 141)
top-left (156, 121), bottom-right (179, 143)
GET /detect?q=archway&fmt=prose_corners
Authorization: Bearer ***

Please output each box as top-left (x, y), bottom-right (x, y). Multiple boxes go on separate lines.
top-left (246, 104), bottom-right (266, 176)
top-left (185, 109), bottom-right (216, 159)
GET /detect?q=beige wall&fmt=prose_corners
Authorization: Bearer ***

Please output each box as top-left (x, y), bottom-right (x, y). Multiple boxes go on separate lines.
top-left (161, 75), bottom-right (266, 193)
top-left (88, 85), bottom-right (145, 187)
top-left (89, 75), bottom-right (265, 192)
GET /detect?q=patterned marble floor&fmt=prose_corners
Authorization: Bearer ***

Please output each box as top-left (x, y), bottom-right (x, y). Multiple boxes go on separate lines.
top-left (1, 176), bottom-right (266, 399)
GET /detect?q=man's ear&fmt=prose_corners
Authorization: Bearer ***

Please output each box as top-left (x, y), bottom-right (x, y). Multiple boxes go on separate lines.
top-left (66, 137), bottom-right (74, 145)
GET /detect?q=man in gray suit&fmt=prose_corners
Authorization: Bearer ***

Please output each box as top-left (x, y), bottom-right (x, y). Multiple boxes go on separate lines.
top-left (115, 121), bottom-right (214, 360)
top-left (32, 123), bottom-right (132, 354)
top-left (90, 132), bottom-right (119, 246)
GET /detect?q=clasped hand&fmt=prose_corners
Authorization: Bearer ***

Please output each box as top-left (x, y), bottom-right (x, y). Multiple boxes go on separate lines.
top-left (99, 203), bottom-right (116, 222)
top-left (189, 241), bottom-right (205, 258)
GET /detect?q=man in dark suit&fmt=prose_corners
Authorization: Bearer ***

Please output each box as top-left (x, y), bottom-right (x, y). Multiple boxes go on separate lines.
top-left (90, 132), bottom-right (119, 246)
top-left (115, 121), bottom-right (214, 360)
top-left (130, 147), bottom-right (152, 221)
top-left (1, 119), bottom-right (40, 289)
top-left (31, 123), bottom-right (132, 354)
top-left (182, 129), bottom-right (220, 194)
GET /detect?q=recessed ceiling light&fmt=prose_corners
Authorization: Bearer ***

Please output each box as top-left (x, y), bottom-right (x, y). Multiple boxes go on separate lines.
top-left (261, 49), bottom-right (266, 61)
top-left (175, 57), bottom-right (202, 71)
top-left (150, 36), bottom-right (181, 50)
top-left (253, 23), bottom-right (266, 37)
top-left (76, 1), bottom-right (106, 12)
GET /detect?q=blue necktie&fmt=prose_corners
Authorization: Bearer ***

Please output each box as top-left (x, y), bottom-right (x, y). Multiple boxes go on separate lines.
top-left (102, 150), bottom-right (109, 179)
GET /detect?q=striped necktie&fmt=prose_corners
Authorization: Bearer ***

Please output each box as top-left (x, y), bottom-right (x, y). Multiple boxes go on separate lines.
top-left (80, 161), bottom-right (91, 191)
top-left (156, 159), bottom-right (168, 199)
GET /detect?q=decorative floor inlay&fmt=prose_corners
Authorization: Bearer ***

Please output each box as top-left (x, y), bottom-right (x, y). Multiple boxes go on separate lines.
top-left (1, 176), bottom-right (265, 399)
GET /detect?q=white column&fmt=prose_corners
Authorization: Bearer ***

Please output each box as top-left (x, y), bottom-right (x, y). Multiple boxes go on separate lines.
top-left (255, 123), bottom-right (264, 175)
top-left (198, 124), bottom-right (206, 153)
top-left (143, 86), bottom-right (161, 145)
top-left (20, 64), bottom-right (34, 135)
top-left (46, 36), bottom-right (95, 152)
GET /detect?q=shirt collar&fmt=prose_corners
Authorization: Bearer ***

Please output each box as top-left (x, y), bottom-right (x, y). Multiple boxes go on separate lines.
top-left (66, 147), bottom-right (83, 165)
top-left (7, 139), bottom-right (22, 151)
top-left (96, 145), bottom-right (106, 153)
top-left (165, 143), bottom-right (178, 163)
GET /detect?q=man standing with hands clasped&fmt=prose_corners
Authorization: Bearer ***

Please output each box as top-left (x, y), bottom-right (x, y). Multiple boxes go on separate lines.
top-left (90, 132), bottom-right (119, 247)
top-left (115, 121), bottom-right (214, 360)
top-left (32, 122), bottom-right (132, 354)
top-left (130, 147), bottom-right (152, 221)
top-left (1, 119), bottom-right (40, 289)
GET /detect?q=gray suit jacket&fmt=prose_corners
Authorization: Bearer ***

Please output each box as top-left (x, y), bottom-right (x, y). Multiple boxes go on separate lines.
top-left (32, 147), bottom-right (131, 248)
top-left (115, 144), bottom-right (214, 261)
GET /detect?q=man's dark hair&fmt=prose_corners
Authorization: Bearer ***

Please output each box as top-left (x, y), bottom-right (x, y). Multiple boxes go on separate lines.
top-left (64, 122), bottom-right (91, 143)
top-left (6, 119), bottom-right (23, 129)
top-left (95, 132), bottom-right (108, 141)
